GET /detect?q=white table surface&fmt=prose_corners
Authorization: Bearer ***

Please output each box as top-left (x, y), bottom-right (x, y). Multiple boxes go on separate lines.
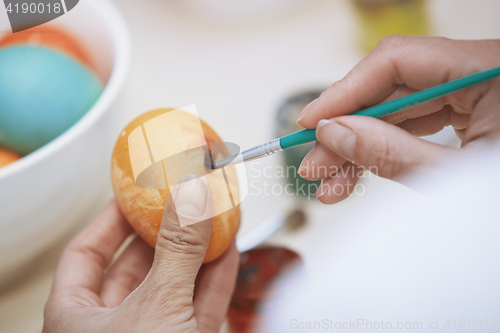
top-left (1, 0), bottom-right (499, 332)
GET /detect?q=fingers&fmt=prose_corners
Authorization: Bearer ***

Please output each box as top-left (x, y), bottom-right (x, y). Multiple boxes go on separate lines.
top-left (193, 241), bottom-right (239, 333)
top-left (449, 109), bottom-right (470, 131)
top-left (316, 116), bottom-right (455, 180)
top-left (130, 174), bottom-right (214, 317)
top-left (455, 128), bottom-right (466, 141)
top-left (396, 106), bottom-right (452, 137)
top-left (316, 162), bottom-right (363, 205)
top-left (378, 85), bottom-right (445, 125)
top-left (100, 235), bottom-right (155, 308)
top-left (51, 200), bottom-right (133, 303)
top-left (298, 142), bottom-right (347, 181)
top-left (297, 36), bottom-right (493, 128)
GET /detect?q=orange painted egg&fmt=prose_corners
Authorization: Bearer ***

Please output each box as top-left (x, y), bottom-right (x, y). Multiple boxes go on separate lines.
top-left (0, 147), bottom-right (21, 169)
top-left (0, 25), bottom-right (94, 71)
top-left (111, 108), bottom-right (241, 263)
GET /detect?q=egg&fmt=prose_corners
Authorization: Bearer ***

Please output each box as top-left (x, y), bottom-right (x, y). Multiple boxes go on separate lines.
top-left (0, 147), bottom-right (21, 169)
top-left (0, 45), bottom-right (103, 155)
top-left (0, 25), bottom-right (95, 71)
top-left (111, 109), bottom-right (241, 263)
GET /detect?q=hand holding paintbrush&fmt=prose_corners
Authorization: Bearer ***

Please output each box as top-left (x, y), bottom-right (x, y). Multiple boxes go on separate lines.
top-left (212, 38), bottom-right (500, 205)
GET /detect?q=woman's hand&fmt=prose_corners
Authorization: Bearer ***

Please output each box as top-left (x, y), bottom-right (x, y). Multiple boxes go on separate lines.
top-left (43, 176), bottom-right (239, 333)
top-left (297, 36), bottom-right (500, 204)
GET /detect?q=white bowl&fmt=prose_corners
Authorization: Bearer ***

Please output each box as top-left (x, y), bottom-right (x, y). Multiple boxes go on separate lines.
top-left (0, 0), bottom-right (131, 285)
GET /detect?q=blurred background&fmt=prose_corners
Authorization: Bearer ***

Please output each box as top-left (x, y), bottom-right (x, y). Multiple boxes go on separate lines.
top-left (0, 0), bottom-right (499, 332)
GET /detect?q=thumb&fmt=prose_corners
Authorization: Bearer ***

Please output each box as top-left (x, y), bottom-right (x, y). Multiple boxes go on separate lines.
top-left (141, 174), bottom-right (213, 313)
top-left (316, 116), bottom-right (453, 180)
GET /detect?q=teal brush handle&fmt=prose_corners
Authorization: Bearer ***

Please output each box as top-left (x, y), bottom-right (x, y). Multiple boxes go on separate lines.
top-left (280, 65), bottom-right (500, 150)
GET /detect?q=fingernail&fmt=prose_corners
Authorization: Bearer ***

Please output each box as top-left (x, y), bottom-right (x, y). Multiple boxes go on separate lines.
top-left (316, 182), bottom-right (329, 198)
top-left (296, 98), bottom-right (318, 123)
top-left (298, 148), bottom-right (315, 178)
top-left (173, 174), bottom-right (209, 218)
top-left (317, 119), bottom-right (356, 159)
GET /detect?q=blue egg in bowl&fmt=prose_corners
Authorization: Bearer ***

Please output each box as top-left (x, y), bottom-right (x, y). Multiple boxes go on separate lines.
top-left (0, 45), bottom-right (103, 155)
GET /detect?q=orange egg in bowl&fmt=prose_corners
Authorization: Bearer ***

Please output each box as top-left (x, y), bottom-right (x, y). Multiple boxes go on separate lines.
top-left (0, 147), bottom-right (21, 169)
top-left (0, 25), bottom-right (95, 71)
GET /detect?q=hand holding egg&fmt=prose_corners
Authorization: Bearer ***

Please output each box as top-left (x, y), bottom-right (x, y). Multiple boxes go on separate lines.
top-left (111, 108), bottom-right (241, 263)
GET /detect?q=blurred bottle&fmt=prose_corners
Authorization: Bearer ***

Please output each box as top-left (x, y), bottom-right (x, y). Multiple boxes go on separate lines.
top-left (353, 0), bottom-right (430, 53)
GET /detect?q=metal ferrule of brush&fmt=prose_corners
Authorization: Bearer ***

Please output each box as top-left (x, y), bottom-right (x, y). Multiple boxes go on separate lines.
top-left (213, 139), bottom-right (283, 169)
top-left (242, 138), bottom-right (283, 162)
